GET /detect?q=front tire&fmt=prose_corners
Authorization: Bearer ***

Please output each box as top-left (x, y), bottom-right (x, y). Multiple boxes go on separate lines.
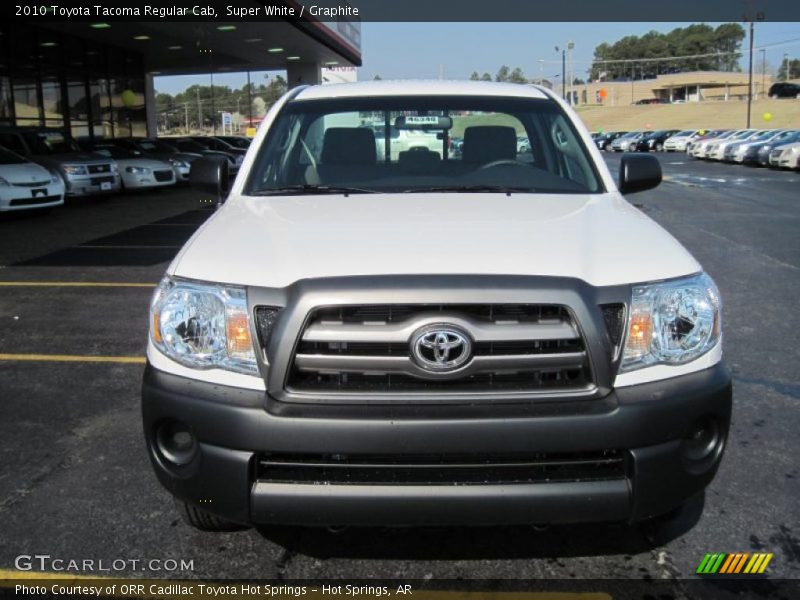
top-left (175, 499), bottom-right (249, 532)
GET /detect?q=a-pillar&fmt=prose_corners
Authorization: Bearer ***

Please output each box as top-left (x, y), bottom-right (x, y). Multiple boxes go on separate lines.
top-left (287, 62), bottom-right (322, 87)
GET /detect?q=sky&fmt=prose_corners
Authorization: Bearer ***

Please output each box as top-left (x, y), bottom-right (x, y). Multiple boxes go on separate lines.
top-left (154, 21), bottom-right (800, 95)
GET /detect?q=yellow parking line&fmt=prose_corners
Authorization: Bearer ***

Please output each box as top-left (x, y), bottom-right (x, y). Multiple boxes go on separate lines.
top-left (0, 282), bottom-right (155, 288)
top-left (0, 354), bottom-right (145, 364)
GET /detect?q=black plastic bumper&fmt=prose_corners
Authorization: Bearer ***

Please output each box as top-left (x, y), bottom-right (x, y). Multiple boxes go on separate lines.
top-left (141, 362), bottom-right (732, 527)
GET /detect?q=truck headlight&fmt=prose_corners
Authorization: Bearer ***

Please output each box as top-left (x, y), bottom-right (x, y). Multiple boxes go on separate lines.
top-left (149, 277), bottom-right (258, 375)
top-left (63, 164), bottom-right (87, 176)
top-left (620, 273), bottom-right (721, 372)
top-left (126, 166), bottom-right (151, 174)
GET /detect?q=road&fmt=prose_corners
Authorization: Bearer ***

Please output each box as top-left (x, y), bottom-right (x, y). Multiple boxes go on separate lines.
top-left (0, 157), bottom-right (798, 583)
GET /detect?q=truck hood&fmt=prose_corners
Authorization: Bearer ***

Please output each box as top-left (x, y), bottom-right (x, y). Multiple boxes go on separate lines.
top-left (171, 192), bottom-right (700, 288)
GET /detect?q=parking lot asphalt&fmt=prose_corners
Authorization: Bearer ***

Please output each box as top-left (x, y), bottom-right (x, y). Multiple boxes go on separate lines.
top-left (0, 157), bottom-right (798, 582)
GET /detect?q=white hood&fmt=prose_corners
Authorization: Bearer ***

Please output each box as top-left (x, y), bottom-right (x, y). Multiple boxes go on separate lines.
top-left (171, 192), bottom-right (700, 289)
top-left (0, 161), bottom-right (51, 183)
top-left (116, 158), bottom-right (172, 170)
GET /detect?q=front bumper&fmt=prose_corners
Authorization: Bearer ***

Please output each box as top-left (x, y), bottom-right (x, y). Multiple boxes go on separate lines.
top-left (141, 362), bottom-right (732, 527)
top-left (65, 173), bottom-right (121, 196)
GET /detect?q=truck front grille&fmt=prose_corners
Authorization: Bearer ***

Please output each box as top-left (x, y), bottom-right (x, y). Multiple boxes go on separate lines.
top-left (87, 163), bottom-right (112, 174)
top-left (284, 304), bottom-right (594, 395)
top-left (256, 450), bottom-right (626, 485)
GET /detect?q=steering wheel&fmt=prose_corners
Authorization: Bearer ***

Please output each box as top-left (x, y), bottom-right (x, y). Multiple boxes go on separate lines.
top-left (478, 158), bottom-right (528, 170)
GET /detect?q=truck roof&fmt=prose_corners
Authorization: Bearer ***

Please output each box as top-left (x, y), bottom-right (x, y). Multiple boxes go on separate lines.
top-left (294, 80), bottom-right (552, 101)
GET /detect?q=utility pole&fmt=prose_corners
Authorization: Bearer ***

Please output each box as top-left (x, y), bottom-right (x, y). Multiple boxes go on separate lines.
top-left (567, 41), bottom-right (574, 105)
top-left (631, 63), bottom-right (635, 104)
top-left (196, 88), bottom-right (201, 133)
top-left (760, 49), bottom-right (766, 99)
top-left (555, 47), bottom-right (565, 101)
top-left (184, 102), bottom-right (189, 134)
top-left (210, 70), bottom-right (216, 135)
top-left (783, 53), bottom-right (789, 81)
top-left (746, 20), bottom-right (754, 128)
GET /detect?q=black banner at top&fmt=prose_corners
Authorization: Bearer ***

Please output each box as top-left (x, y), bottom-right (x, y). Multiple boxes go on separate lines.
top-left (4, 0), bottom-right (800, 22)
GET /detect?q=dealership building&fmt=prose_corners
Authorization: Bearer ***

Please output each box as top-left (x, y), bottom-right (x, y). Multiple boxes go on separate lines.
top-left (0, 14), bottom-right (361, 141)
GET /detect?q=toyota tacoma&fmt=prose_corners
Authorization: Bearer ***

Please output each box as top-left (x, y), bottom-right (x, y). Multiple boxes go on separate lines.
top-left (142, 81), bottom-right (731, 531)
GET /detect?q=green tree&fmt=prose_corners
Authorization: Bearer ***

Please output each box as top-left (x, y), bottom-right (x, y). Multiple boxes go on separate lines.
top-left (469, 71), bottom-right (480, 81)
top-left (777, 58), bottom-right (800, 81)
top-left (495, 65), bottom-right (510, 82)
top-left (480, 72), bottom-right (492, 81)
top-left (508, 67), bottom-right (528, 84)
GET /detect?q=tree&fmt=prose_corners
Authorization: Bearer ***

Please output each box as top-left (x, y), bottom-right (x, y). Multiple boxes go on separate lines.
top-left (590, 23), bottom-right (745, 81)
top-left (777, 58), bottom-right (800, 81)
top-left (495, 65), bottom-right (510, 82)
top-left (508, 67), bottom-right (528, 84)
top-left (469, 71), bottom-right (480, 81)
top-left (480, 72), bottom-right (492, 81)
top-left (373, 74), bottom-right (383, 80)
top-left (251, 97), bottom-right (266, 118)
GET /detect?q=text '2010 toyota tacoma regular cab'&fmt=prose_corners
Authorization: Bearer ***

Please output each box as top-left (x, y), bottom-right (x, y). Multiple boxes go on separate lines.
top-left (142, 81), bottom-right (731, 531)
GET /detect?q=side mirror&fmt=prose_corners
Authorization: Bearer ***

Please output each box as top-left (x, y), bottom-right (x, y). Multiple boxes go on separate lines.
top-left (619, 153), bottom-right (661, 194)
top-left (189, 156), bottom-right (230, 205)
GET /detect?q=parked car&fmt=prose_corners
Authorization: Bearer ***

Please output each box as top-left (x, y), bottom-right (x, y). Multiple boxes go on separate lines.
top-left (690, 130), bottom-right (738, 159)
top-left (610, 131), bottom-right (644, 152)
top-left (188, 136), bottom-right (246, 169)
top-left (0, 145), bottom-right (65, 213)
top-left (594, 131), bottom-right (628, 151)
top-left (769, 141), bottom-right (800, 169)
top-left (706, 130), bottom-right (758, 161)
top-left (755, 130), bottom-right (800, 166)
top-left (110, 138), bottom-right (202, 182)
top-left (685, 130), bottom-right (728, 155)
top-left (214, 135), bottom-right (252, 150)
top-left (768, 82), bottom-right (800, 99)
top-left (632, 130), bottom-right (680, 152)
top-left (0, 128), bottom-right (120, 197)
top-left (143, 80), bottom-right (730, 532)
top-left (79, 141), bottom-right (176, 190)
top-left (165, 138), bottom-right (240, 174)
top-left (724, 130), bottom-right (781, 163)
top-left (664, 130), bottom-right (704, 152)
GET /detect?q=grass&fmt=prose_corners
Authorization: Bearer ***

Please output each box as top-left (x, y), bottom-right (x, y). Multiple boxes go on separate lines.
top-left (574, 98), bottom-right (800, 132)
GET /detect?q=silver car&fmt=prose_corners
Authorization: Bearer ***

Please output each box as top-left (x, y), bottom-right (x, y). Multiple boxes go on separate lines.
top-left (0, 128), bottom-right (121, 196)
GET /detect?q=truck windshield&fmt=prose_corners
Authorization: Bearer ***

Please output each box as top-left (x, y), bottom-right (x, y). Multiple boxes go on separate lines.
top-left (245, 95), bottom-right (602, 195)
top-left (22, 131), bottom-right (81, 154)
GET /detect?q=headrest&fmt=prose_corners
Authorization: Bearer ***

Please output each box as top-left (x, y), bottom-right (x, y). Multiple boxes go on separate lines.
top-left (398, 148), bottom-right (441, 173)
top-left (462, 126), bottom-right (518, 164)
top-left (321, 128), bottom-right (376, 165)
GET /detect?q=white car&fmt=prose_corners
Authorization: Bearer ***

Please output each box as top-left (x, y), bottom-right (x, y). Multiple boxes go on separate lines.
top-left (0, 146), bottom-right (65, 212)
top-left (690, 130), bottom-right (737, 159)
top-left (706, 130), bottom-right (758, 161)
top-left (769, 142), bottom-right (800, 169)
top-left (87, 144), bottom-right (176, 190)
top-left (663, 130), bottom-right (703, 152)
top-left (143, 80), bottom-right (731, 532)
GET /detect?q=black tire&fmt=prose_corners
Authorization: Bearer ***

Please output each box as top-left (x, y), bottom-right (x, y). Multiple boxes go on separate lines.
top-left (176, 499), bottom-right (249, 532)
top-left (655, 142), bottom-right (663, 152)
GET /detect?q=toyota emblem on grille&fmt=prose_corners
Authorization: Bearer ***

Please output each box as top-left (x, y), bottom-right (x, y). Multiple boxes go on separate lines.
top-left (411, 325), bottom-right (472, 372)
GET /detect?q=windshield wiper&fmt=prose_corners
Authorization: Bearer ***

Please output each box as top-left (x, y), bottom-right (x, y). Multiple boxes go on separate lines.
top-left (249, 184), bottom-right (380, 196)
top-left (402, 184), bottom-right (534, 194)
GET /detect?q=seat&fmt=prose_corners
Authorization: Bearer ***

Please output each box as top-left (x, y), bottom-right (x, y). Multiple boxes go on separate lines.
top-left (317, 127), bottom-right (378, 184)
top-left (320, 127), bottom-right (377, 165)
top-left (461, 126), bottom-right (518, 164)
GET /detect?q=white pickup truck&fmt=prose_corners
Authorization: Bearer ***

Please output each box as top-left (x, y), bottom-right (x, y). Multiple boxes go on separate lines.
top-left (142, 80), bottom-right (731, 532)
